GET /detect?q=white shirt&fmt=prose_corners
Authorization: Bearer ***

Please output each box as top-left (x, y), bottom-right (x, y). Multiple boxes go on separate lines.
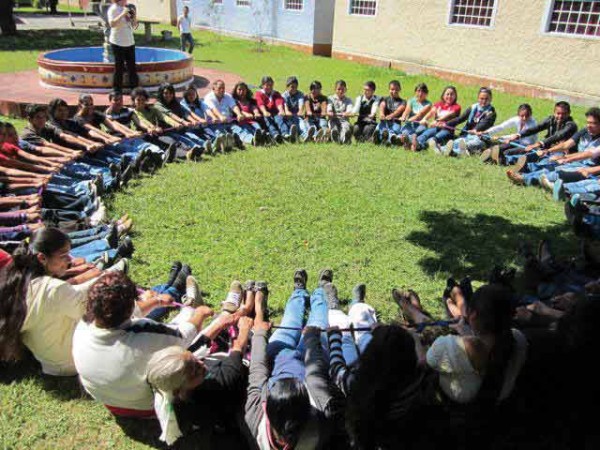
top-left (21, 276), bottom-right (96, 376)
top-left (108, 4), bottom-right (135, 47)
top-left (485, 116), bottom-right (538, 145)
top-left (73, 313), bottom-right (197, 411)
top-left (204, 92), bottom-right (237, 119)
top-left (178, 15), bottom-right (192, 34)
top-left (426, 329), bottom-right (528, 404)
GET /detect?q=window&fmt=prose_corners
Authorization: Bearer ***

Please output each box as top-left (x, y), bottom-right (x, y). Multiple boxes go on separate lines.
top-left (236, 0), bottom-right (250, 6)
top-left (284, 0), bottom-right (303, 11)
top-left (349, 0), bottom-right (377, 16)
top-left (449, 0), bottom-right (496, 27)
top-left (546, 0), bottom-right (600, 37)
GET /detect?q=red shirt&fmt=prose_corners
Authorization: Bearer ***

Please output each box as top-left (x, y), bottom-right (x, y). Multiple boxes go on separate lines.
top-left (236, 100), bottom-right (259, 125)
top-left (434, 102), bottom-right (461, 121)
top-left (1, 142), bottom-right (20, 159)
top-left (254, 90), bottom-right (284, 115)
top-left (0, 250), bottom-right (12, 269)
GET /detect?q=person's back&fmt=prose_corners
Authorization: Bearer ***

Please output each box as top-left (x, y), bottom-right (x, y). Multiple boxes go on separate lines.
top-left (21, 275), bottom-right (94, 376)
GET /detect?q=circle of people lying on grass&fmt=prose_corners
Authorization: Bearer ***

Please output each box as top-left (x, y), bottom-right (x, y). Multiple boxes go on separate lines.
top-left (0, 74), bottom-right (600, 449)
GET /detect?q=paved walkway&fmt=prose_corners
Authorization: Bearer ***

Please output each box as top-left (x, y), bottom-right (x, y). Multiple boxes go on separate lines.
top-left (15, 13), bottom-right (102, 31)
top-left (0, 67), bottom-right (242, 117)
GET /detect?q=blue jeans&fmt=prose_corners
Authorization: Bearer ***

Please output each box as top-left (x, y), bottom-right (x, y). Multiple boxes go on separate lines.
top-left (267, 287), bottom-right (328, 383)
top-left (401, 122), bottom-right (427, 137)
top-left (306, 116), bottom-right (328, 130)
top-left (565, 179), bottom-right (600, 195)
top-left (376, 120), bottom-right (402, 142)
top-left (69, 225), bottom-right (110, 247)
top-left (145, 283), bottom-right (183, 321)
top-left (259, 116), bottom-right (281, 138)
top-left (70, 239), bottom-right (117, 263)
top-left (416, 127), bottom-right (453, 149)
top-left (230, 122), bottom-right (259, 144)
top-left (274, 115), bottom-right (290, 136)
top-left (452, 134), bottom-right (487, 155)
top-left (545, 162), bottom-right (589, 182)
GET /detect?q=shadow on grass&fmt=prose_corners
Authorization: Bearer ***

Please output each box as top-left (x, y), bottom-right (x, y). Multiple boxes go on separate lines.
top-left (406, 209), bottom-right (575, 281)
top-left (0, 29), bottom-right (104, 52)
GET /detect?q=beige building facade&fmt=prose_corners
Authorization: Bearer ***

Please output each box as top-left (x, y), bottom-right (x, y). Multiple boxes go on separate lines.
top-left (331, 0), bottom-right (600, 104)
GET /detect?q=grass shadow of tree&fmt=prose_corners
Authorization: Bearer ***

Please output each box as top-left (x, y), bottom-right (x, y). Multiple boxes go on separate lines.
top-left (406, 209), bottom-right (576, 281)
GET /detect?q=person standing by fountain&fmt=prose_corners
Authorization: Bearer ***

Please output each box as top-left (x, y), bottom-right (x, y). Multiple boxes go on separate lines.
top-left (177, 6), bottom-right (195, 55)
top-left (107, 0), bottom-right (139, 92)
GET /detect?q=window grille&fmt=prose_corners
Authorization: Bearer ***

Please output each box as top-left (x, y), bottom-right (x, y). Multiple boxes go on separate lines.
top-left (284, 0), bottom-right (303, 11)
top-left (236, 0), bottom-right (251, 6)
top-left (547, 1), bottom-right (600, 37)
top-left (449, 0), bottom-right (496, 27)
top-left (349, 0), bottom-right (377, 16)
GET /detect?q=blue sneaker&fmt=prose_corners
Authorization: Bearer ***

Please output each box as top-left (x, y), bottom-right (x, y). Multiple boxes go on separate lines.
top-left (553, 179), bottom-right (565, 201)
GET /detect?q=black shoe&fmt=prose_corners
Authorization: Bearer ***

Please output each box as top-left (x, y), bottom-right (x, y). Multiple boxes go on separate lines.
top-left (443, 277), bottom-right (457, 301)
top-left (119, 156), bottom-right (128, 173)
top-left (140, 155), bottom-right (155, 173)
top-left (233, 133), bottom-right (244, 150)
top-left (93, 174), bottom-right (104, 197)
top-left (172, 264), bottom-right (192, 293)
top-left (106, 222), bottom-right (119, 248)
top-left (109, 163), bottom-right (121, 178)
top-left (318, 268), bottom-right (333, 287)
top-left (166, 261), bottom-right (182, 287)
top-left (274, 134), bottom-right (284, 144)
top-left (324, 282), bottom-right (340, 309)
top-left (293, 268), bottom-right (308, 290)
top-left (255, 280), bottom-right (270, 321)
top-left (352, 283), bottom-right (366, 303)
top-left (132, 150), bottom-right (146, 173)
top-left (116, 236), bottom-right (135, 259)
top-left (164, 143), bottom-right (177, 163)
top-left (120, 164), bottom-right (134, 188)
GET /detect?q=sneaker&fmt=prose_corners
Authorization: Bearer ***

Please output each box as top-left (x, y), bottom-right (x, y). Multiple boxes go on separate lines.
top-left (214, 135), bottom-right (226, 154)
top-left (109, 162), bottom-right (120, 178)
top-left (352, 283), bottom-right (366, 303)
top-left (540, 174), bottom-right (554, 192)
top-left (381, 129), bottom-right (389, 144)
top-left (343, 128), bottom-right (353, 145)
top-left (331, 128), bottom-right (340, 144)
top-left (491, 145), bottom-right (501, 164)
top-left (116, 236), bottom-right (134, 259)
top-left (120, 164), bottom-right (134, 188)
top-left (244, 279), bottom-right (256, 293)
top-left (427, 138), bottom-right (440, 154)
top-left (171, 264), bottom-right (191, 293)
top-left (93, 174), bottom-right (104, 197)
top-left (186, 146), bottom-right (202, 162)
top-left (315, 128), bottom-right (325, 143)
top-left (480, 148), bottom-right (493, 163)
top-left (106, 258), bottom-right (129, 274)
top-left (166, 261), bottom-right (183, 287)
top-left (132, 150), bottom-right (146, 174)
top-left (140, 155), bottom-right (155, 173)
top-left (304, 125), bottom-right (316, 143)
top-left (90, 203), bottom-right (107, 226)
top-left (513, 155), bottom-right (528, 173)
top-left (507, 169), bottom-right (526, 186)
top-left (253, 129), bottom-right (261, 147)
top-left (318, 268), bottom-right (333, 287)
top-left (553, 179), bottom-right (565, 201)
top-left (323, 282), bottom-right (340, 310)
top-left (373, 131), bottom-right (381, 145)
top-left (290, 124), bottom-right (298, 143)
top-left (443, 140), bottom-right (454, 156)
top-left (225, 133), bottom-right (235, 151)
top-left (222, 280), bottom-right (243, 313)
top-left (293, 268), bottom-right (308, 290)
top-left (94, 252), bottom-right (111, 271)
top-left (166, 143), bottom-right (178, 163)
top-left (274, 134), bottom-right (284, 144)
top-left (182, 275), bottom-right (203, 307)
top-left (203, 140), bottom-right (212, 156)
top-left (399, 134), bottom-right (408, 148)
top-left (233, 133), bottom-right (244, 150)
top-left (283, 134), bottom-right (292, 142)
top-left (390, 134), bottom-right (400, 146)
top-left (106, 222), bottom-right (119, 248)
top-left (457, 139), bottom-right (469, 157)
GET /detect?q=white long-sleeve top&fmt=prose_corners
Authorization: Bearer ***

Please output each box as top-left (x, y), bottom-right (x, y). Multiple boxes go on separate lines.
top-left (486, 116), bottom-right (538, 145)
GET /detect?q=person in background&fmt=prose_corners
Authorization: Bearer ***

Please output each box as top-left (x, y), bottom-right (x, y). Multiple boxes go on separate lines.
top-left (107, 0), bottom-right (139, 92)
top-left (177, 6), bottom-right (195, 54)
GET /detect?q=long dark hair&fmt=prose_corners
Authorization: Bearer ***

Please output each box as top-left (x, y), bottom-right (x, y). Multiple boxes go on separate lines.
top-left (346, 325), bottom-right (419, 449)
top-left (0, 228), bottom-right (70, 361)
top-left (157, 82), bottom-right (177, 107)
top-left (231, 82), bottom-right (253, 103)
top-left (467, 284), bottom-right (515, 405)
top-left (266, 378), bottom-right (310, 446)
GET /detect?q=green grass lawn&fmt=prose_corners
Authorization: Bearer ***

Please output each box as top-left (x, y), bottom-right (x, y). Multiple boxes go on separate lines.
top-left (0, 24), bottom-right (584, 449)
